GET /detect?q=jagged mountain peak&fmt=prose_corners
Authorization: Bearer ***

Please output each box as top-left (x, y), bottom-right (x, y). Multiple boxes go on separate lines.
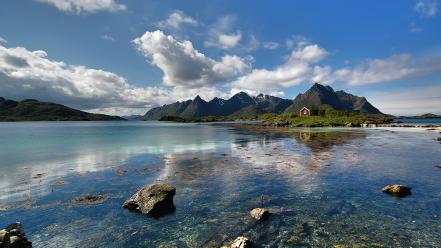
top-left (284, 83), bottom-right (381, 114)
top-left (193, 95), bottom-right (205, 102)
top-left (142, 83), bottom-right (383, 120)
top-left (231, 91), bottom-right (252, 100)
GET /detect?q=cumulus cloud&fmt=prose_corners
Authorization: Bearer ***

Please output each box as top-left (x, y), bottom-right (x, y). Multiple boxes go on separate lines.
top-left (133, 30), bottom-right (250, 88)
top-left (0, 36), bottom-right (7, 44)
top-left (156, 10), bottom-right (199, 30)
top-left (0, 43), bottom-right (230, 115)
top-left (335, 54), bottom-right (441, 85)
top-left (227, 43), bottom-right (331, 92)
top-left (414, 0), bottom-right (438, 17)
top-left (35, 0), bottom-right (126, 14)
top-left (204, 15), bottom-right (243, 50)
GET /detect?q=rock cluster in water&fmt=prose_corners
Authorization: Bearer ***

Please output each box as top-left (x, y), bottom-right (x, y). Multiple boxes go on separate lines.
top-left (221, 236), bottom-right (252, 248)
top-left (123, 183), bottom-right (176, 217)
top-left (0, 222), bottom-right (32, 248)
top-left (250, 208), bottom-right (270, 221)
top-left (382, 185), bottom-right (412, 197)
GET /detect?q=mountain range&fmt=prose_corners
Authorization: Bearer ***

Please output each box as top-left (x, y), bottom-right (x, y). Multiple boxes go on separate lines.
top-left (0, 97), bottom-right (124, 121)
top-left (143, 83), bottom-right (382, 120)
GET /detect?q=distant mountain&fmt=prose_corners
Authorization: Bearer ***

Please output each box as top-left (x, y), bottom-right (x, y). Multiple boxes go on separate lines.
top-left (0, 97), bottom-right (125, 121)
top-left (142, 92), bottom-right (293, 120)
top-left (122, 115), bottom-right (143, 121)
top-left (142, 83), bottom-right (382, 120)
top-left (284, 83), bottom-right (382, 114)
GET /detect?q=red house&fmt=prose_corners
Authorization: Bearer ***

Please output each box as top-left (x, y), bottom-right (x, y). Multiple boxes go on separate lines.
top-left (299, 107), bottom-right (311, 117)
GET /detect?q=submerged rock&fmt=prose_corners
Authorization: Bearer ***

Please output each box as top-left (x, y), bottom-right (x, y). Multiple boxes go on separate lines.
top-left (222, 236), bottom-right (252, 248)
top-left (250, 208), bottom-right (270, 221)
top-left (382, 185), bottom-right (412, 197)
top-left (123, 183), bottom-right (176, 217)
top-left (326, 200), bottom-right (356, 216)
top-left (0, 222), bottom-right (32, 248)
top-left (51, 181), bottom-right (68, 186)
top-left (73, 195), bottom-right (106, 205)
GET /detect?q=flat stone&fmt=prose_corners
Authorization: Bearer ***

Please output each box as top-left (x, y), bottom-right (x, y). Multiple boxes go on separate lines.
top-left (250, 208), bottom-right (270, 221)
top-left (382, 185), bottom-right (412, 197)
top-left (123, 183), bottom-right (176, 217)
top-left (222, 236), bottom-right (252, 248)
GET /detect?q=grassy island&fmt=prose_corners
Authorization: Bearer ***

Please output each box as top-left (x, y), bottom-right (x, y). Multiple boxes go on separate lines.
top-left (158, 105), bottom-right (393, 127)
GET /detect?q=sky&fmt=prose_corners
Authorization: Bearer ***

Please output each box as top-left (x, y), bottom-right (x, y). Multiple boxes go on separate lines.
top-left (0, 0), bottom-right (440, 116)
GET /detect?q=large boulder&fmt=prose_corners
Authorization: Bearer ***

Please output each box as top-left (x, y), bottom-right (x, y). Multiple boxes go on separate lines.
top-left (382, 185), bottom-right (412, 197)
top-left (250, 208), bottom-right (270, 221)
top-left (0, 222), bottom-right (32, 248)
top-left (222, 237), bottom-right (252, 248)
top-left (123, 183), bottom-right (176, 217)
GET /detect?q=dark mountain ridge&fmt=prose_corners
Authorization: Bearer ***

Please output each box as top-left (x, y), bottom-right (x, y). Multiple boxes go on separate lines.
top-left (0, 97), bottom-right (125, 121)
top-left (143, 83), bottom-right (382, 120)
top-left (284, 83), bottom-right (382, 114)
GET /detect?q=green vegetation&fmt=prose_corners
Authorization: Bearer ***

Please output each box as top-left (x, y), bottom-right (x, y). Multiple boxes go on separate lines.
top-left (158, 105), bottom-right (392, 127)
top-left (158, 115), bottom-right (258, 123)
top-left (259, 105), bottom-right (392, 127)
top-left (417, 113), bottom-right (441, 118)
top-left (158, 116), bottom-right (187, 122)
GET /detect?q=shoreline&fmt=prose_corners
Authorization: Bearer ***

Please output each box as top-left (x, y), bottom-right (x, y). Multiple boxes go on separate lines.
top-left (218, 121), bottom-right (441, 133)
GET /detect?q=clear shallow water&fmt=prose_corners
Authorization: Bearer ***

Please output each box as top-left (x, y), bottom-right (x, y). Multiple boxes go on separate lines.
top-left (0, 122), bottom-right (440, 247)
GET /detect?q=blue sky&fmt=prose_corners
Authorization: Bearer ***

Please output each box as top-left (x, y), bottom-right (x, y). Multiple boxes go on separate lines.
top-left (0, 0), bottom-right (440, 115)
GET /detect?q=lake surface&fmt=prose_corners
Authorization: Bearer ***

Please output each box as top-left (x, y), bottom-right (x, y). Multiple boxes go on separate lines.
top-left (394, 118), bottom-right (441, 126)
top-left (0, 122), bottom-right (440, 247)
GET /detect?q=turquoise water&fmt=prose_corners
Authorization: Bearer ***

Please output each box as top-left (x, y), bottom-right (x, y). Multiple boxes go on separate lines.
top-left (394, 118), bottom-right (441, 126)
top-left (0, 122), bottom-right (440, 247)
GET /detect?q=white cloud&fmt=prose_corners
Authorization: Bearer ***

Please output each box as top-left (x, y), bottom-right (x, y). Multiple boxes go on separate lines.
top-left (156, 10), bottom-right (199, 30)
top-left (101, 34), bottom-right (115, 41)
top-left (35, 0), bottom-right (126, 14)
top-left (0, 36), bottom-right (7, 44)
top-left (0, 43), bottom-right (232, 115)
top-left (133, 30), bottom-right (250, 88)
top-left (227, 43), bottom-right (331, 92)
top-left (263, 42), bottom-right (279, 50)
top-left (334, 54), bottom-right (441, 86)
top-left (217, 32), bottom-right (242, 49)
top-left (367, 85), bottom-right (441, 115)
top-left (414, 0), bottom-right (438, 17)
top-left (290, 44), bottom-right (328, 63)
top-left (204, 15), bottom-right (243, 50)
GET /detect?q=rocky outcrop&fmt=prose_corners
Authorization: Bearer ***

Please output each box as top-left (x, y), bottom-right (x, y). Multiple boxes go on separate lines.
top-left (250, 208), bottom-right (270, 221)
top-left (0, 222), bottom-right (32, 248)
top-left (222, 237), bottom-right (252, 248)
top-left (123, 183), bottom-right (176, 217)
top-left (382, 185), bottom-right (412, 197)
